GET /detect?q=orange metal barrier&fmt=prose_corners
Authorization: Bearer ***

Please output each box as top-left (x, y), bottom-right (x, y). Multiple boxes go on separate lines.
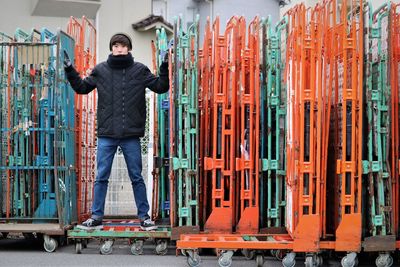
top-left (321, 0), bottom-right (337, 241)
top-left (198, 18), bottom-right (212, 227)
top-left (285, 3), bottom-right (320, 253)
top-left (332, 0), bottom-right (363, 255)
top-left (203, 16), bottom-right (239, 233)
top-left (284, 2), bottom-right (332, 257)
top-left (67, 16), bottom-right (97, 223)
top-left (150, 39), bottom-right (159, 220)
top-left (392, 3), bottom-right (400, 245)
top-left (235, 16), bottom-right (261, 234)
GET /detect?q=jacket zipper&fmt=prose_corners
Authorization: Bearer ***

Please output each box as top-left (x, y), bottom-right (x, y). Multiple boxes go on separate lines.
top-left (122, 68), bottom-right (126, 131)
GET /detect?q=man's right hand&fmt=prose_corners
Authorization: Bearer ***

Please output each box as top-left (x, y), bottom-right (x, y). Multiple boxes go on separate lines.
top-left (160, 49), bottom-right (169, 64)
top-left (63, 50), bottom-right (72, 68)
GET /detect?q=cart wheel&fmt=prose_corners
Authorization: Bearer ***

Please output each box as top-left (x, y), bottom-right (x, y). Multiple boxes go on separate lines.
top-left (99, 240), bottom-right (113, 255)
top-left (305, 256), bottom-right (314, 267)
top-left (376, 253), bottom-right (393, 267)
top-left (218, 250), bottom-right (233, 267)
top-left (75, 242), bottom-right (82, 254)
top-left (256, 254), bottom-right (264, 267)
top-left (282, 252), bottom-right (296, 267)
top-left (130, 240), bottom-right (144, 255)
top-left (242, 249), bottom-right (255, 260)
top-left (187, 250), bottom-right (201, 267)
top-left (341, 252), bottom-right (357, 267)
top-left (155, 239), bottom-right (168, 255)
top-left (43, 235), bottom-right (58, 253)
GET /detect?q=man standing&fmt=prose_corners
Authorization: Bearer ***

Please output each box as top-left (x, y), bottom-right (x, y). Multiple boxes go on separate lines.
top-left (64, 33), bottom-right (169, 231)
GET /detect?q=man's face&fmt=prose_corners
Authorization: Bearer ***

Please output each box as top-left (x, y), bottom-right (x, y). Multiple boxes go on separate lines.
top-left (112, 43), bottom-right (129, 55)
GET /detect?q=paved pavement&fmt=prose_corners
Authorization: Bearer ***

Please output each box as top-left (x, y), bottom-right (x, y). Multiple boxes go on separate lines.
top-left (0, 235), bottom-right (394, 266)
top-left (0, 236), bottom-right (281, 267)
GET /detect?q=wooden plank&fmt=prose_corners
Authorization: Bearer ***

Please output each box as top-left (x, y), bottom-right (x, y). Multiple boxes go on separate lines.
top-left (362, 235), bottom-right (396, 252)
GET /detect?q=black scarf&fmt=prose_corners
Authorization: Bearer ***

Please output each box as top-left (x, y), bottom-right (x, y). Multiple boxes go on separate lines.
top-left (107, 53), bottom-right (134, 69)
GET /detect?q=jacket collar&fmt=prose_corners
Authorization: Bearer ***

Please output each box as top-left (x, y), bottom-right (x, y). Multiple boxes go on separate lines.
top-left (107, 52), bottom-right (134, 69)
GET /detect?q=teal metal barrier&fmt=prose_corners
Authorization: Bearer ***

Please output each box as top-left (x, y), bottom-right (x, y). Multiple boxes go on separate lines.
top-left (170, 15), bottom-right (200, 228)
top-left (260, 16), bottom-right (288, 229)
top-left (362, 2), bottom-right (396, 263)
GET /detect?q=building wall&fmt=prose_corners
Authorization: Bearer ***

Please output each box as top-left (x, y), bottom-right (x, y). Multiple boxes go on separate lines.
top-left (0, 0), bottom-right (155, 69)
top-left (209, 0), bottom-right (279, 26)
top-left (0, 0), bottom-right (69, 36)
top-left (96, 0), bottom-right (154, 67)
top-left (280, 0), bottom-right (396, 17)
top-left (153, 0), bottom-right (170, 19)
top-left (163, 0), bottom-right (280, 41)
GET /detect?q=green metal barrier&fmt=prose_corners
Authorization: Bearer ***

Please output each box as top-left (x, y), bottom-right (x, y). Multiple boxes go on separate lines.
top-left (170, 15), bottom-right (200, 230)
top-left (153, 27), bottom-right (171, 221)
top-left (260, 16), bottom-right (288, 229)
top-left (362, 2), bottom-right (396, 263)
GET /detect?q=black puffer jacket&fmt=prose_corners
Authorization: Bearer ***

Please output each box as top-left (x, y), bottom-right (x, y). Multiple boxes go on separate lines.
top-left (65, 53), bottom-right (169, 138)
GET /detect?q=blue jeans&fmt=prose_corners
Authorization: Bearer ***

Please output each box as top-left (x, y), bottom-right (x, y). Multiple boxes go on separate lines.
top-left (91, 137), bottom-right (150, 221)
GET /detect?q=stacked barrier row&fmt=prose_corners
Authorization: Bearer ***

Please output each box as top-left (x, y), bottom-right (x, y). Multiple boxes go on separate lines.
top-left (151, 16), bottom-right (201, 239)
top-left (176, 1), bottom-right (399, 267)
top-left (0, 28), bottom-right (76, 252)
top-left (147, 1), bottom-right (400, 266)
top-left (0, 17), bottom-right (97, 252)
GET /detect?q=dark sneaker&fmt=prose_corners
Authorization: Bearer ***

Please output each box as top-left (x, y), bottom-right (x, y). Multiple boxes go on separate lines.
top-left (77, 218), bottom-right (103, 230)
top-left (140, 218), bottom-right (157, 231)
